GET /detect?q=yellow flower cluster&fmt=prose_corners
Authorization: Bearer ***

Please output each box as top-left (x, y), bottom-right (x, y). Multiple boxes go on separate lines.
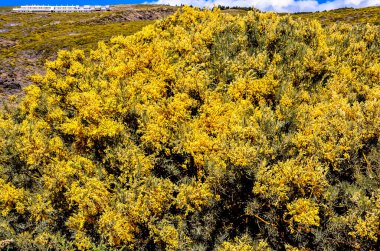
top-left (0, 6), bottom-right (379, 250)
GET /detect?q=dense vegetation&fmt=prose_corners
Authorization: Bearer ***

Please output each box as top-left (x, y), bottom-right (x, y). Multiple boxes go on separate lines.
top-left (0, 5), bottom-right (175, 95)
top-left (1, 5), bottom-right (379, 96)
top-left (1, 6), bottom-right (380, 250)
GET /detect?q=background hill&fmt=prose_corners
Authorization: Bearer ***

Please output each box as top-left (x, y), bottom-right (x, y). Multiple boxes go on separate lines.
top-left (294, 6), bottom-right (380, 25)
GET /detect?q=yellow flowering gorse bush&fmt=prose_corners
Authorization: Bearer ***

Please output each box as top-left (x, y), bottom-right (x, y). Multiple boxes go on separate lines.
top-left (0, 6), bottom-right (379, 250)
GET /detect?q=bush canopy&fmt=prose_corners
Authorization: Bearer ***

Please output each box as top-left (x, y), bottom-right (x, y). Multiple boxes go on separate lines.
top-left (0, 6), bottom-right (379, 250)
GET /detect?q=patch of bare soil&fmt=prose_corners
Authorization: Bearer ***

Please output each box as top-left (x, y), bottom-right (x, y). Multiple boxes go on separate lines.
top-left (84, 8), bottom-right (175, 25)
top-left (0, 65), bottom-right (22, 94)
top-left (0, 50), bottom-right (46, 96)
top-left (0, 37), bottom-right (16, 48)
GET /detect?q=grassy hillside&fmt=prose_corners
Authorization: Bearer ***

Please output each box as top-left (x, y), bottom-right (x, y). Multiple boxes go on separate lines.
top-left (0, 6), bottom-right (379, 250)
top-left (294, 6), bottom-right (380, 25)
top-left (0, 6), bottom-right (14, 12)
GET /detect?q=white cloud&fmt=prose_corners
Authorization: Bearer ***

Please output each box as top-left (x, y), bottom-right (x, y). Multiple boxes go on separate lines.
top-left (151, 0), bottom-right (380, 12)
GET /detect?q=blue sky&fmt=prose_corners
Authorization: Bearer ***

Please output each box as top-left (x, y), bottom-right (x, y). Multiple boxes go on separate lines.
top-left (2, 0), bottom-right (380, 12)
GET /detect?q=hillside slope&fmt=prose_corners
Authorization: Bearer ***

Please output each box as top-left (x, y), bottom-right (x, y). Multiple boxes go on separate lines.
top-left (0, 6), bottom-right (379, 250)
top-left (294, 6), bottom-right (380, 25)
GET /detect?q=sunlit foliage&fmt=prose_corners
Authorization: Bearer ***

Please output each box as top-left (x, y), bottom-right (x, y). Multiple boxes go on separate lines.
top-left (0, 6), bottom-right (379, 250)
